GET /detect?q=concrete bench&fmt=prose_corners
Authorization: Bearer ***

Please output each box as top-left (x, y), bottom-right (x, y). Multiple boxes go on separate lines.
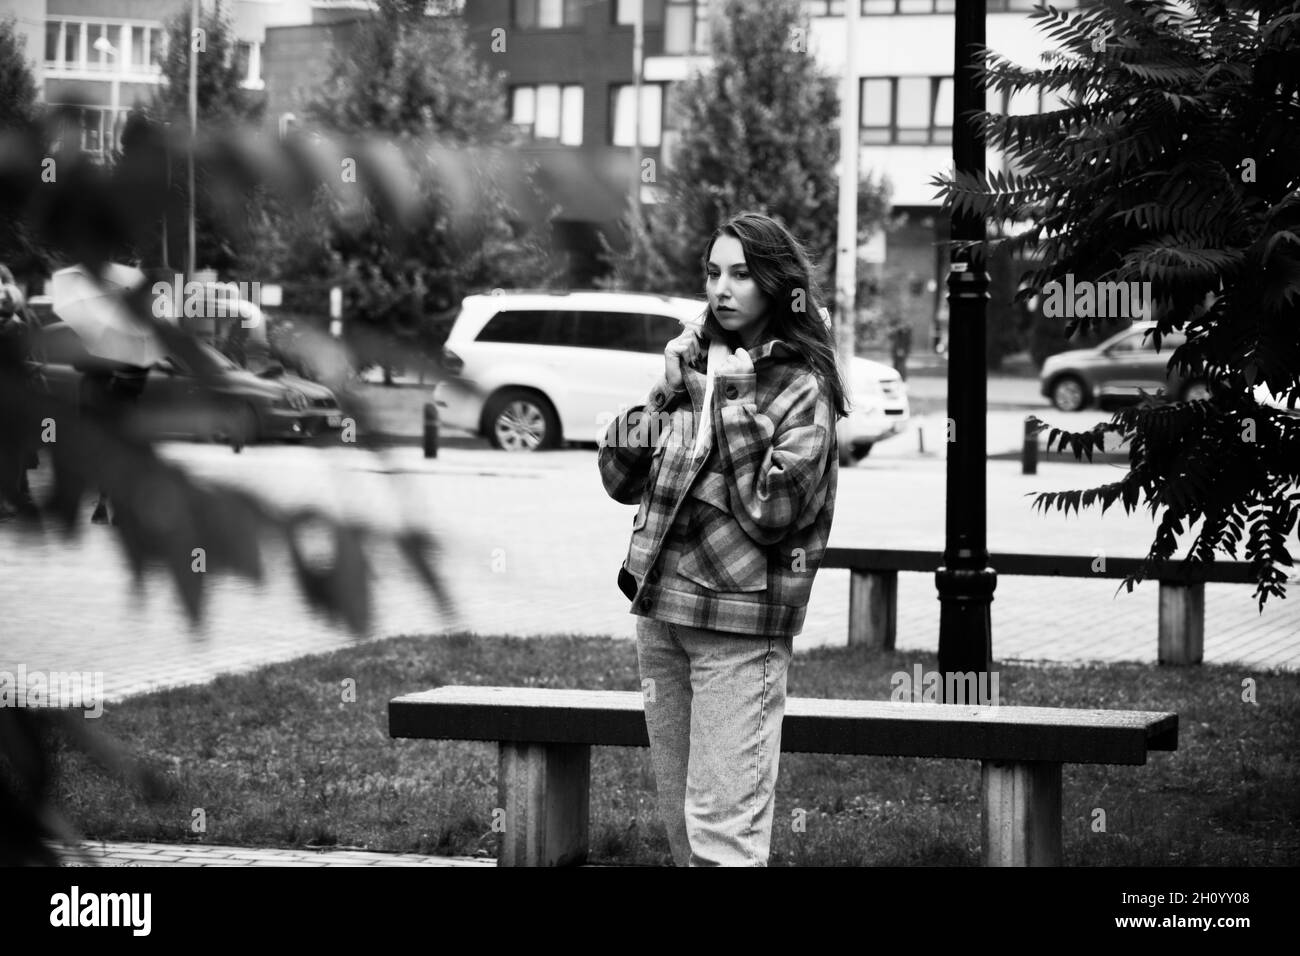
top-left (389, 685), bottom-right (1177, 867)
top-left (823, 547), bottom-right (1258, 665)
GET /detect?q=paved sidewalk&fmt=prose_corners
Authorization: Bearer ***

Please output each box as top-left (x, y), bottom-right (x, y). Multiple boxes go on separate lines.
top-left (57, 840), bottom-right (492, 867)
top-left (3, 441), bottom-right (1296, 708)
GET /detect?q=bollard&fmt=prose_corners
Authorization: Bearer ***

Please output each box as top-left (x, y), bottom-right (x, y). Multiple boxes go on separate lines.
top-left (917, 426), bottom-right (925, 455)
top-left (1022, 416), bottom-right (1038, 475)
top-left (423, 402), bottom-right (439, 459)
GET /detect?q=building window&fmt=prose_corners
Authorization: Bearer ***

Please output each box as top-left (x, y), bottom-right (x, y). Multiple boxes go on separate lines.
top-left (664, 0), bottom-right (711, 54)
top-left (513, 0), bottom-right (585, 29)
top-left (895, 76), bottom-right (931, 143)
top-left (933, 75), bottom-right (953, 141)
top-left (611, 83), bottom-right (664, 147)
top-left (615, 0), bottom-right (666, 25)
top-left (860, 77), bottom-right (893, 143)
top-left (861, 0), bottom-right (1069, 11)
top-left (64, 21), bottom-right (79, 66)
top-left (511, 84), bottom-right (584, 145)
top-left (860, 76), bottom-right (954, 145)
top-left (232, 40), bottom-right (263, 90)
top-left (48, 104), bottom-right (126, 158)
top-left (87, 24), bottom-right (109, 70)
top-left (45, 18), bottom-right (164, 75)
top-left (44, 21), bottom-right (60, 63)
top-left (803, 1), bottom-right (846, 15)
top-left (130, 25), bottom-right (148, 69)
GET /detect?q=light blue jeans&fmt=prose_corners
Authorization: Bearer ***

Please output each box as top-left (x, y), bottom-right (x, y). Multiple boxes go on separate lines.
top-left (635, 616), bottom-right (794, 867)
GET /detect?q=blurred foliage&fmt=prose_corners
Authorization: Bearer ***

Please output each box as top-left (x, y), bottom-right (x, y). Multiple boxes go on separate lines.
top-left (0, 16), bottom-right (44, 280)
top-left (599, 0), bottom-right (887, 299)
top-left (934, 0), bottom-right (1300, 605)
top-left (0, 15), bottom-right (38, 131)
top-left (154, 3), bottom-right (266, 128)
top-left (289, 3), bottom-right (560, 374)
top-left (0, 1), bottom-right (576, 854)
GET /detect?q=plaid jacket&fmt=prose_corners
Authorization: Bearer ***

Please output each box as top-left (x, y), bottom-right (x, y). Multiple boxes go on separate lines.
top-left (598, 318), bottom-right (838, 639)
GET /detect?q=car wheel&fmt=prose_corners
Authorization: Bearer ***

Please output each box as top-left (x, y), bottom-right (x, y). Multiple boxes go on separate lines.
top-left (1050, 375), bottom-right (1088, 412)
top-left (851, 442), bottom-right (874, 461)
top-left (485, 389), bottom-right (559, 452)
top-left (1180, 379), bottom-right (1212, 402)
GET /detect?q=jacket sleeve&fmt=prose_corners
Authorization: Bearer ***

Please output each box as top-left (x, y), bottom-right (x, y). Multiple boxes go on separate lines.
top-left (711, 369), bottom-right (834, 545)
top-left (597, 375), bottom-right (683, 505)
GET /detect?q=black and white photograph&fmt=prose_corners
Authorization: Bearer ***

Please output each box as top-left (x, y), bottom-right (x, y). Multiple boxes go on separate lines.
top-left (0, 0), bottom-right (1294, 927)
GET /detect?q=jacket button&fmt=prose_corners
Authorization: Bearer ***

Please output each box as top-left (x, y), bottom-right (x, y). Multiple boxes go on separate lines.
top-left (639, 597), bottom-right (652, 611)
top-left (724, 385), bottom-right (739, 400)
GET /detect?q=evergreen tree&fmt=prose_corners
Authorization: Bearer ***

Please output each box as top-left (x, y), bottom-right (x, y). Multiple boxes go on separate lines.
top-left (0, 16), bottom-right (45, 280)
top-left (934, 0), bottom-right (1300, 605)
top-left (0, 15), bottom-right (39, 131)
top-left (301, 5), bottom-right (557, 373)
top-left (602, 0), bottom-right (865, 297)
top-left (137, 5), bottom-right (267, 273)
top-left (154, 5), bottom-right (264, 127)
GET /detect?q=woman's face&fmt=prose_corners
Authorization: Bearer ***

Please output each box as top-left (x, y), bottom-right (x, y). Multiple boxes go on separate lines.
top-left (706, 234), bottom-right (770, 344)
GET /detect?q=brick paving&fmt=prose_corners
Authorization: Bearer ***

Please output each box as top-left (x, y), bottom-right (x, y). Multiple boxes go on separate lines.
top-left (3, 421), bottom-right (1296, 707)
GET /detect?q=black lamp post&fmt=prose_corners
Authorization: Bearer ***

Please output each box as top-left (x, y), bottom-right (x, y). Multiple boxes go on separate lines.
top-left (936, 0), bottom-right (995, 701)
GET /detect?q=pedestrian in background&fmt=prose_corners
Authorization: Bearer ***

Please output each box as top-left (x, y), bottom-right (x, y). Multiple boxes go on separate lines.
top-left (0, 266), bottom-right (40, 519)
top-left (598, 212), bottom-right (847, 866)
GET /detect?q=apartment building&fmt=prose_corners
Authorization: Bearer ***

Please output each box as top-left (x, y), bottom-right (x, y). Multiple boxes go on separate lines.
top-left (2, 0), bottom-right (318, 159)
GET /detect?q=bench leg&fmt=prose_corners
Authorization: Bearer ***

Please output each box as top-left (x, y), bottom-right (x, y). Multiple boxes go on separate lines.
top-left (497, 742), bottom-right (590, 866)
top-left (848, 570), bottom-right (897, 650)
top-left (1158, 581), bottom-right (1204, 665)
top-left (981, 760), bottom-right (1061, 866)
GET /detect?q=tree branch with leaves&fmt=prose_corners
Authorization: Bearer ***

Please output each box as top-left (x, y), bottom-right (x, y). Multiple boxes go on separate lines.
top-left (933, 0), bottom-right (1300, 607)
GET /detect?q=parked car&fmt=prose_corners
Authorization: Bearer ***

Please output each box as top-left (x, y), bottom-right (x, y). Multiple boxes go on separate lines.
top-left (1039, 320), bottom-right (1205, 411)
top-left (432, 290), bottom-right (909, 462)
top-left (35, 321), bottom-right (345, 444)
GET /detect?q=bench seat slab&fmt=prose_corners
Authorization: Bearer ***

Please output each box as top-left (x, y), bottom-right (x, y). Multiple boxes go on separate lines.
top-left (391, 689), bottom-right (1177, 764)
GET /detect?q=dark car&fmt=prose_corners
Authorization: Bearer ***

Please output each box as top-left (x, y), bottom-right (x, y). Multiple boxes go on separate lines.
top-left (36, 321), bottom-right (345, 444)
top-left (1038, 320), bottom-right (1203, 411)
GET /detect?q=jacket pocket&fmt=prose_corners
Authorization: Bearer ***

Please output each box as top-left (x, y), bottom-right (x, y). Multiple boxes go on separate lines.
top-left (674, 499), bottom-right (768, 593)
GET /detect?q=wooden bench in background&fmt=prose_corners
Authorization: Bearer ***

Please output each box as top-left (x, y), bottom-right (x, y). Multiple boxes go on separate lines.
top-left (822, 547), bottom-right (1259, 665)
top-left (389, 685), bottom-right (1177, 867)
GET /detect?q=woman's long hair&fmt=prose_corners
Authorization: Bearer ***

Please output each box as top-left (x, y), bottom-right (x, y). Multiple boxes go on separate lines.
top-left (700, 212), bottom-right (849, 418)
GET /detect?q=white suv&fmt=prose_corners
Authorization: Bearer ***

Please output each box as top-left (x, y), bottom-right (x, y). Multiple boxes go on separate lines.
top-left (433, 290), bottom-right (909, 461)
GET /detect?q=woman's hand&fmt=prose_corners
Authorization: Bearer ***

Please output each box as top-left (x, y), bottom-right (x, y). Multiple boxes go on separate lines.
top-left (716, 347), bottom-right (753, 377)
top-left (664, 325), bottom-right (704, 390)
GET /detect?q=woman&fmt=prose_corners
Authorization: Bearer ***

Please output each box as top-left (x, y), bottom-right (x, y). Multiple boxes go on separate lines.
top-left (598, 212), bottom-right (848, 866)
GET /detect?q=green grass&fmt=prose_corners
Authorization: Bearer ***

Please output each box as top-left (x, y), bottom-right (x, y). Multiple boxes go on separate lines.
top-left (51, 635), bottom-right (1300, 866)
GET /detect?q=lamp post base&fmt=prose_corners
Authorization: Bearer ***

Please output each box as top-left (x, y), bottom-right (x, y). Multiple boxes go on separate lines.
top-left (936, 565), bottom-right (996, 701)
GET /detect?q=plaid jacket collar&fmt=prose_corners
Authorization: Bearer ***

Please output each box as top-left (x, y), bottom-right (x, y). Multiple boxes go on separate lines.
top-left (682, 312), bottom-right (801, 412)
